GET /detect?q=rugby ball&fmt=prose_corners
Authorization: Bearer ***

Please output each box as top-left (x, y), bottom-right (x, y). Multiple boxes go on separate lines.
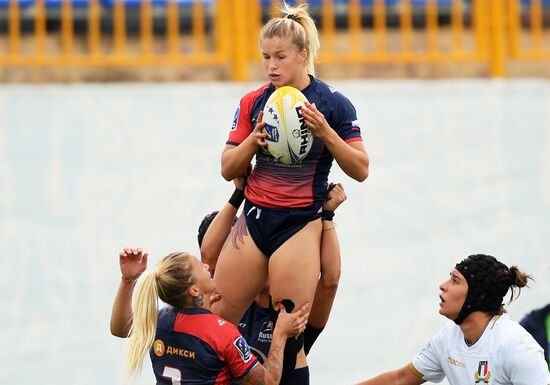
top-left (262, 86), bottom-right (314, 165)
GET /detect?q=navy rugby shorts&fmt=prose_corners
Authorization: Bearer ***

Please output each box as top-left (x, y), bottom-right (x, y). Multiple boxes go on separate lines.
top-left (243, 199), bottom-right (321, 257)
top-left (280, 366), bottom-right (310, 385)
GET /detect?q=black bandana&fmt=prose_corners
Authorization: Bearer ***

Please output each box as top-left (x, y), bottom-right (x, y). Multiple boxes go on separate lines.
top-left (453, 254), bottom-right (515, 325)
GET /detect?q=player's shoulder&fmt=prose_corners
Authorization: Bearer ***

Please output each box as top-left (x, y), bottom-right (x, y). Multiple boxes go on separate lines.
top-left (241, 82), bottom-right (274, 106)
top-left (157, 306), bottom-right (177, 327)
top-left (311, 77), bottom-right (352, 103)
top-left (491, 314), bottom-right (536, 343)
top-left (490, 315), bottom-right (545, 359)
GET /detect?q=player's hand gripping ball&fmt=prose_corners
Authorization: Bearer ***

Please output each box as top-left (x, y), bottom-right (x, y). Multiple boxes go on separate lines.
top-left (262, 86), bottom-right (314, 165)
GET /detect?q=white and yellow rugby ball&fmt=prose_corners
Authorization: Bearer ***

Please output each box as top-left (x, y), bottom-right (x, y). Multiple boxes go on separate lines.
top-left (262, 86), bottom-right (314, 165)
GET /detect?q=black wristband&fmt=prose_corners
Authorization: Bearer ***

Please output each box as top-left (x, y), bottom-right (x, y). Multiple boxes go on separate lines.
top-left (228, 188), bottom-right (245, 209)
top-left (322, 209), bottom-right (335, 221)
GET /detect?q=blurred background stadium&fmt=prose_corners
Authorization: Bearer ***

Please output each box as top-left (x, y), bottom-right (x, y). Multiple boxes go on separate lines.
top-left (1, 1), bottom-right (549, 385)
top-left (1, 0), bottom-right (550, 81)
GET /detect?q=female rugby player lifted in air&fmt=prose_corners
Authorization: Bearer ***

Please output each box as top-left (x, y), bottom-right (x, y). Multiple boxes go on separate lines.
top-left (211, 1), bottom-right (369, 371)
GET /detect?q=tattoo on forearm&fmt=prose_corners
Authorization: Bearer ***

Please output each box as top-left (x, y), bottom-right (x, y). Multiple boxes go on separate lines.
top-left (240, 345), bottom-right (284, 385)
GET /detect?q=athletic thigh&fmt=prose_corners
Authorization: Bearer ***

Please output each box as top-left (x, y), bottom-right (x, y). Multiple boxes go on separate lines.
top-left (269, 218), bottom-right (322, 311)
top-left (211, 220), bottom-right (268, 325)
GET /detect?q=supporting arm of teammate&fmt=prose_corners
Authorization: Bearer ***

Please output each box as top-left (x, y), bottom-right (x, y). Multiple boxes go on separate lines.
top-left (308, 183), bottom-right (345, 329)
top-left (201, 177), bottom-right (245, 274)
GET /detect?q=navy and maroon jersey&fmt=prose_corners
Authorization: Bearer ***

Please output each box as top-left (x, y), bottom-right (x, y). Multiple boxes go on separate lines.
top-left (150, 307), bottom-right (258, 385)
top-left (238, 302), bottom-right (273, 364)
top-left (237, 302), bottom-right (323, 362)
top-left (227, 76), bottom-right (363, 209)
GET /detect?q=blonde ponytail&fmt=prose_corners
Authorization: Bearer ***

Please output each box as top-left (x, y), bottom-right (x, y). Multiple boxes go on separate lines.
top-left (125, 270), bottom-right (159, 379)
top-left (261, 2), bottom-right (320, 76)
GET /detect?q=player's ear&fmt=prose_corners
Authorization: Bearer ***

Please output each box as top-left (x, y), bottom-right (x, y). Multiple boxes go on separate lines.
top-left (299, 48), bottom-right (307, 64)
top-left (188, 285), bottom-right (200, 298)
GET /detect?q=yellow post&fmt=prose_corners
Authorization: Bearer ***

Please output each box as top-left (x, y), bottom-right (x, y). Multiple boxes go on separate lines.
top-left (8, 0), bottom-right (20, 56)
top-left (140, 0), bottom-right (153, 55)
top-left (530, 0), bottom-right (543, 52)
top-left (88, 0), bottom-right (101, 57)
top-left (231, 0), bottom-right (248, 80)
top-left (214, 0), bottom-right (229, 60)
top-left (507, 0), bottom-right (520, 58)
top-left (400, 0), bottom-right (412, 53)
top-left (248, 0), bottom-right (261, 60)
top-left (451, 0), bottom-right (463, 54)
top-left (489, 0), bottom-right (506, 76)
top-left (473, 0), bottom-right (487, 56)
top-left (166, 0), bottom-right (179, 55)
top-left (374, 0), bottom-right (386, 52)
top-left (348, 0), bottom-right (361, 56)
top-left (192, 0), bottom-right (205, 53)
top-left (35, 0), bottom-right (46, 57)
top-left (114, 0), bottom-right (127, 56)
top-left (426, 0), bottom-right (438, 53)
top-left (322, 0), bottom-right (335, 54)
top-left (61, 0), bottom-right (74, 56)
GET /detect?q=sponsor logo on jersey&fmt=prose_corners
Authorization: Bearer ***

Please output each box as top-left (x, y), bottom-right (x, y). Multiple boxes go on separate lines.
top-left (474, 360), bottom-right (491, 383)
top-left (231, 107), bottom-right (240, 132)
top-left (447, 356), bottom-right (465, 368)
top-left (153, 339), bottom-right (196, 359)
top-left (351, 119), bottom-right (361, 131)
top-left (153, 339), bottom-right (165, 357)
top-left (218, 319), bottom-right (226, 326)
top-left (233, 336), bottom-right (253, 363)
top-left (257, 321), bottom-right (273, 344)
top-left (264, 123), bottom-right (279, 142)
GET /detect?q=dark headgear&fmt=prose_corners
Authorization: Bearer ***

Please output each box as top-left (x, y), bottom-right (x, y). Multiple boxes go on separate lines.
top-left (197, 211), bottom-right (219, 248)
top-left (197, 210), bottom-right (239, 248)
top-left (453, 254), bottom-right (516, 325)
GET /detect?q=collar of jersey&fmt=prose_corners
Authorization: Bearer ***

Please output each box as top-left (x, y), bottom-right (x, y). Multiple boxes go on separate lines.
top-left (179, 307), bottom-right (212, 315)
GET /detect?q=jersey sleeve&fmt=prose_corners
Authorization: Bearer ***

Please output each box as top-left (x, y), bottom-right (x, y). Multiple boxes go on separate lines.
top-left (222, 325), bottom-right (259, 379)
top-left (227, 82), bottom-right (272, 147)
top-left (333, 92), bottom-right (363, 143)
top-left (503, 331), bottom-right (550, 385)
top-left (411, 335), bottom-right (446, 383)
top-left (227, 98), bottom-right (252, 146)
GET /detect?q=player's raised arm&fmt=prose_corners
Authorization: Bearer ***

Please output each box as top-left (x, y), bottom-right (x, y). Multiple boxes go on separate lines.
top-left (200, 176), bottom-right (246, 274)
top-left (110, 247), bottom-right (147, 337)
